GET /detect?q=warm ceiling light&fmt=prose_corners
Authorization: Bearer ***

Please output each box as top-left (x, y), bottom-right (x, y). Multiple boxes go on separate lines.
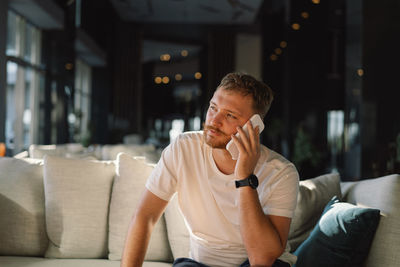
top-left (292, 23), bottom-right (301, 30)
top-left (280, 41), bottom-right (287, 48)
top-left (194, 72), bottom-right (202, 79)
top-left (160, 54), bottom-right (171, 61)
top-left (181, 50), bottom-right (189, 57)
top-left (65, 63), bottom-right (73, 70)
top-left (274, 48), bottom-right (282, 55)
top-left (175, 73), bottom-right (183, 81)
top-left (301, 12), bottom-right (309, 19)
top-left (357, 69), bottom-right (364, 77)
top-left (312, 0), bottom-right (320, 4)
top-left (154, 77), bottom-right (162, 84)
top-left (270, 54), bottom-right (278, 61)
top-left (162, 76), bottom-right (170, 84)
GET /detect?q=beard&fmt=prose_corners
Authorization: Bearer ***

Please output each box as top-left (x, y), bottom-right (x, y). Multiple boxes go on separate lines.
top-left (203, 124), bottom-right (231, 149)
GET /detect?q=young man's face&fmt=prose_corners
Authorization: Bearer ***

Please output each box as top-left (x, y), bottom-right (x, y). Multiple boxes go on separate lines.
top-left (204, 87), bottom-right (255, 149)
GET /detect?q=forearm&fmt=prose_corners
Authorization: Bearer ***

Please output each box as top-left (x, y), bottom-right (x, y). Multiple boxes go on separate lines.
top-left (239, 187), bottom-right (285, 266)
top-left (120, 214), bottom-right (154, 267)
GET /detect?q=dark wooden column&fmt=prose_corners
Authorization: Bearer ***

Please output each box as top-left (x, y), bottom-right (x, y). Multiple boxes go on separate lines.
top-left (42, 2), bottom-right (76, 144)
top-left (206, 31), bottom-right (235, 102)
top-left (111, 21), bottom-right (143, 138)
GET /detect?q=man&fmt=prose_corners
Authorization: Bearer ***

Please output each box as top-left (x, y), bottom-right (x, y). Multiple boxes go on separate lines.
top-left (121, 73), bottom-right (299, 267)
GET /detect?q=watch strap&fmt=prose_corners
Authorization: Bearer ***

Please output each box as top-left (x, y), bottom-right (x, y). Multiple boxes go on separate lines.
top-left (235, 174), bottom-right (258, 189)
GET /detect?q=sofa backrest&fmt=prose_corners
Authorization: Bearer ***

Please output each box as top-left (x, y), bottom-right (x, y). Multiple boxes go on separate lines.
top-left (0, 155), bottom-right (173, 262)
top-left (101, 144), bottom-right (156, 161)
top-left (29, 144), bottom-right (85, 159)
top-left (341, 174), bottom-right (400, 267)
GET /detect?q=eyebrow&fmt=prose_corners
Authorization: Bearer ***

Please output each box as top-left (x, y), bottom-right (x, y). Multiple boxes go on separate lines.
top-left (209, 100), bottom-right (242, 116)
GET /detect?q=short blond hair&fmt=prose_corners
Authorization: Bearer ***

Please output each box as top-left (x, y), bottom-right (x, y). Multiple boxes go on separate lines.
top-left (218, 72), bottom-right (274, 118)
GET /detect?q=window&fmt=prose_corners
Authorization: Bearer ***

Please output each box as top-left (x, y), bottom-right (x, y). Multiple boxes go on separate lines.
top-left (5, 10), bottom-right (43, 154)
top-left (327, 110), bottom-right (344, 173)
top-left (73, 59), bottom-right (92, 144)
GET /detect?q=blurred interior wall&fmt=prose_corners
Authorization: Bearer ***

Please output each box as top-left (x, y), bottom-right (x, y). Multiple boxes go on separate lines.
top-left (0, 0), bottom-right (8, 142)
top-left (235, 33), bottom-right (262, 80)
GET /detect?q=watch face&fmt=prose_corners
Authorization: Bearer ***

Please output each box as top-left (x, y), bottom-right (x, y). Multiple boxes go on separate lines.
top-left (249, 175), bottom-right (259, 189)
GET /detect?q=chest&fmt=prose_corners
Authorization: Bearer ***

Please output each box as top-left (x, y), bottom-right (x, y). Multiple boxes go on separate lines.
top-left (211, 150), bottom-right (236, 175)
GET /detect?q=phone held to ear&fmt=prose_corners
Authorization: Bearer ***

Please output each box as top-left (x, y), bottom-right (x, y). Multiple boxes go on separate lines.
top-left (226, 114), bottom-right (265, 160)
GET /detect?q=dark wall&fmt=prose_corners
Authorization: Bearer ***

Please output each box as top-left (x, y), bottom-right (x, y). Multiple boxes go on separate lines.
top-left (261, 0), bottom-right (400, 180)
top-left (81, 0), bottom-right (144, 144)
top-left (361, 0), bottom-right (400, 178)
top-left (262, 0), bottom-right (346, 179)
top-left (34, 0), bottom-right (400, 178)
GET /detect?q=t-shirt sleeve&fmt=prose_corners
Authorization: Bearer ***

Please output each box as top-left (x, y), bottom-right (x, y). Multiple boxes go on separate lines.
top-left (260, 164), bottom-right (299, 218)
top-left (145, 140), bottom-right (179, 201)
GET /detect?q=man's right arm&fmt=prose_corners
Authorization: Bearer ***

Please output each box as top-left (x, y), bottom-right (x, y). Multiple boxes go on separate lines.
top-left (120, 189), bottom-right (169, 267)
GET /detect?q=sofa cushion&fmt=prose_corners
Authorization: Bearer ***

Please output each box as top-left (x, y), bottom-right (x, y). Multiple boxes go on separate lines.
top-left (288, 173), bottom-right (342, 251)
top-left (164, 194), bottom-right (190, 259)
top-left (108, 153), bottom-right (173, 262)
top-left (293, 196), bottom-right (380, 267)
top-left (29, 144), bottom-right (61, 159)
top-left (341, 174), bottom-right (400, 267)
top-left (29, 144), bottom-right (84, 159)
top-left (0, 158), bottom-right (48, 256)
top-left (101, 144), bottom-right (156, 160)
top-left (43, 156), bottom-right (115, 258)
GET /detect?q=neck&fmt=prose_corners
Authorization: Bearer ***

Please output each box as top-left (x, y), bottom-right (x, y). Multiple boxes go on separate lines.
top-left (212, 147), bottom-right (236, 175)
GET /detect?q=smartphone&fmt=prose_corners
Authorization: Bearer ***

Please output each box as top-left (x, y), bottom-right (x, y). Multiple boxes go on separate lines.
top-left (226, 114), bottom-right (265, 160)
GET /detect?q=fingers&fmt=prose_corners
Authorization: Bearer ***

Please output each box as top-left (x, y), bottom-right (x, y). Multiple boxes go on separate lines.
top-left (247, 120), bottom-right (260, 150)
top-left (236, 125), bottom-right (250, 152)
top-left (234, 121), bottom-right (260, 155)
top-left (232, 121), bottom-right (261, 179)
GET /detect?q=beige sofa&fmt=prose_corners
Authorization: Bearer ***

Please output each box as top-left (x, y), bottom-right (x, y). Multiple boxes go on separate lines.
top-left (0, 153), bottom-right (399, 267)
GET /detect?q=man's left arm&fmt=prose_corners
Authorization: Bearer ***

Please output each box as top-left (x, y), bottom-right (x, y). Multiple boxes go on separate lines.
top-left (232, 121), bottom-right (295, 267)
top-left (238, 187), bottom-right (291, 266)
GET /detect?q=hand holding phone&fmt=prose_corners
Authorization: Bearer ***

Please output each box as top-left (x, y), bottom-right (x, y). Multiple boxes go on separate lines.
top-left (226, 114), bottom-right (265, 160)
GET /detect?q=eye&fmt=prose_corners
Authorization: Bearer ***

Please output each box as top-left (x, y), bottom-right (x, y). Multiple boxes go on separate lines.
top-left (209, 105), bottom-right (217, 111)
top-left (227, 113), bottom-right (237, 120)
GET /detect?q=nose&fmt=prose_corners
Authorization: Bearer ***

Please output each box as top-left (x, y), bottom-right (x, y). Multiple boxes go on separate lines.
top-left (209, 112), bottom-right (223, 127)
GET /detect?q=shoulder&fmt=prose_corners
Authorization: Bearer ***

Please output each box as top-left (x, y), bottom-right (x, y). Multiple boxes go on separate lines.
top-left (260, 146), bottom-right (296, 172)
top-left (257, 146), bottom-right (299, 183)
top-left (176, 131), bottom-right (204, 142)
top-left (168, 131), bottom-right (205, 152)
top-left (257, 147), bottom-right (299, 208)
top-left (173, 131), bottom-right (204, 147)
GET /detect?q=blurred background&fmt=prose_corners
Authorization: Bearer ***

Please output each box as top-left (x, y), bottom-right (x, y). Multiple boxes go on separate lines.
top-left (1, 0), bottom-right (399, 180)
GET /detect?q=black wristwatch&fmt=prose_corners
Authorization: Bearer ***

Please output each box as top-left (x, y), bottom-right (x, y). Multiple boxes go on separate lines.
top-left (235, 174), bottom-right (259, 189)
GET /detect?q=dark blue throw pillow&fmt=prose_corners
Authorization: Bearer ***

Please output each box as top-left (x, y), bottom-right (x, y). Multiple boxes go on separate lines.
top-left (293, 196), bottom-right (380, 267)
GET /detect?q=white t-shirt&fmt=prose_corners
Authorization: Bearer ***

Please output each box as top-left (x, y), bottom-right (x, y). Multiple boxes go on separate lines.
top-left (146, 131), bottom-right (299, 267)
